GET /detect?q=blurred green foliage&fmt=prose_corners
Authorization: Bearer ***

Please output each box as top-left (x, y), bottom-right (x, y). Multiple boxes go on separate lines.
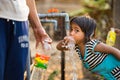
top-left (69, 0), bottom-right (113, 41)
top-left (48, 70), bottom-right (59, 80)
top-left (83, 0), bottom-right (110, 10)
top-left (83, 0), bottom-right (113, 42)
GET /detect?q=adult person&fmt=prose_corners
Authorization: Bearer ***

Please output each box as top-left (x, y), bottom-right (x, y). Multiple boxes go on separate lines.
top-left (0, 0), bottom-right (52, 80)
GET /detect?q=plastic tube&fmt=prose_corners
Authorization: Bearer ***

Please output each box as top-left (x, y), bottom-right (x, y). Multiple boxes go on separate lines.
top-left (40, 19), bottom-right (58, 31)
top-left (38, 13), bottom-right (70, 30)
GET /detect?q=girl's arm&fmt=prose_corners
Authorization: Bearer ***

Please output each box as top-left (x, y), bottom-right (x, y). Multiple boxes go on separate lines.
top-left (115, 28), bottom-right (120, 36)
top-left (94, 42), bottom-right (120, 60)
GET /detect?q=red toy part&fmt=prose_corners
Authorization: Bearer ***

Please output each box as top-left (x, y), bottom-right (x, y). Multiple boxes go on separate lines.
top-left (36, 53), bottom-right (50, 61)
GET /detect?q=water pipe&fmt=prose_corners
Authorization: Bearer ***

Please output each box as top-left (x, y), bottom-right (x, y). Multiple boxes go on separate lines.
top-left (38, 13), bottom-right (70, 80)
top-left (38, 13), bottom-right (70, 30)
top-left (40, 19), bottom-right (58, 31)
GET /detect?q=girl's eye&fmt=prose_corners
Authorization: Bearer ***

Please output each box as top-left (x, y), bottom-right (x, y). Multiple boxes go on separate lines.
top-left (75, 29), bottom-right (79, 32)
top-left (70, 28), bottom-right (80, 33)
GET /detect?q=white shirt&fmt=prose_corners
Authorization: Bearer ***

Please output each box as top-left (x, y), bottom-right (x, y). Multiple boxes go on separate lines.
top-left (0, 0), bottom-right (29, 21)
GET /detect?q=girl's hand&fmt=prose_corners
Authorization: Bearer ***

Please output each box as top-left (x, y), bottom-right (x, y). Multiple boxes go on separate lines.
top-left (63, 36), bottom-right (75, 44)
top-left (56, 40), bottom-right (69, 51)
top-left (56, 36), bottom-right (75, 51)
top-left (115, 28), bottom-right (120, 36)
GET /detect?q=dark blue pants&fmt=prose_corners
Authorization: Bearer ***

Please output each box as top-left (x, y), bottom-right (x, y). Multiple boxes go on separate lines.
top-left (0, 18), bottom-right (29, 80)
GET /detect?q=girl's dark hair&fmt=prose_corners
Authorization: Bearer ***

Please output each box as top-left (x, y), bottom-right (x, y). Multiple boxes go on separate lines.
top-left (70, 16), bottom-right (96, 43)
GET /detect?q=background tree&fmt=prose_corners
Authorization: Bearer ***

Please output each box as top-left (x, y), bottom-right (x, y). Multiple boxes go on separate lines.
top-left (113, 0), bottom-right (120, 49)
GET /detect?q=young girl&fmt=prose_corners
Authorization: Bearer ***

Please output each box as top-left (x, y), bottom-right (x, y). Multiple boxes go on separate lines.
top-left (56, 16), bottom-right (120, 80)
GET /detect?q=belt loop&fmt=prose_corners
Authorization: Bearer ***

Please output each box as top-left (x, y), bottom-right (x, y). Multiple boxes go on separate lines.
top-left (7, 19), bottom-right (9, 22)
top-left (12, 21), bottom-right (16, 35)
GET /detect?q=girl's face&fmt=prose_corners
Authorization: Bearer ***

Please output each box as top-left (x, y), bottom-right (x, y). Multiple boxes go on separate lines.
top-left (70, 23), bottom-right (85, 44)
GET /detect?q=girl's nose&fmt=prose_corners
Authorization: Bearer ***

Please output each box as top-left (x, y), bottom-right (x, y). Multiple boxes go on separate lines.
top-left (70, 31), bottom-right (74, 36)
